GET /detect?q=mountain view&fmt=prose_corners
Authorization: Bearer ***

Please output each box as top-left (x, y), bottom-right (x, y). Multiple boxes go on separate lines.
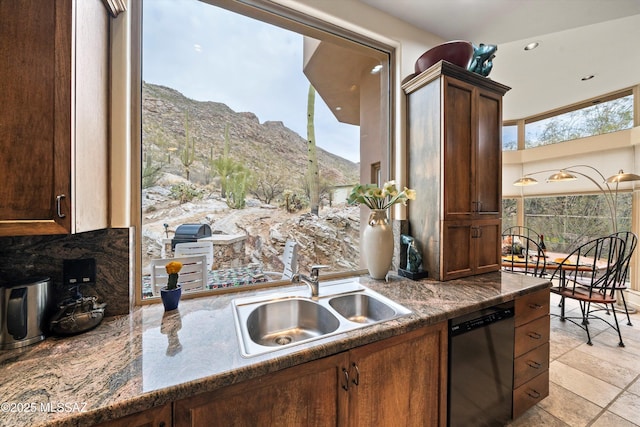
top-left (141, 82), bottom-right (362, 280)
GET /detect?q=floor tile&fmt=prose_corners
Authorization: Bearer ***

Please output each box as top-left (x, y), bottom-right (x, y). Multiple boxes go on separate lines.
top-left (549, 361), bottom-right (622, 407)
top-left (627, 378), bottom-right (640, 396)
top-left (591, 411), bottom-right (640, 427)
top-left (575, 340), bottom-right (640, 373)
top-left (506, 406), bottom-right (569, 427)
top-left (549, 327), bottom-right (584, 361)
top-left (537, 382), bottom-right (603, 427)
top-left (557, 347), bottom-right (638, 389)
top-left (608, 391), bottom-right (640, 425)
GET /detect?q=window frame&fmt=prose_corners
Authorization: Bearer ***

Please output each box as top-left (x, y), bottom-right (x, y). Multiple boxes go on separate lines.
top-left (503, 88), bottom-right (634, 152)
top-left (131, 0), bottom-right (396, 305)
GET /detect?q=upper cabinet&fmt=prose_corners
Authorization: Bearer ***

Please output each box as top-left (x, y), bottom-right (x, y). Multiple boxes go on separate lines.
top-left (0, 0), bottom-right (109, 236)
top-left (403, 61), bottom-right (510, 280)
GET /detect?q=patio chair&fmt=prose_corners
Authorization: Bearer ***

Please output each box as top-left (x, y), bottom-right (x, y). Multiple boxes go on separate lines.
top-left (263, 240), bottom-right (298, 280)
top-left (549, 235), bottom-right (626, 346)
top-left (501, 233), bottom-right (546, 277)
top-left (174, 241), bottom-right (214, 271)
top-left (150, 255), bottom-right (208, 296)
top-left (585, 231), bottom-right (637, 326)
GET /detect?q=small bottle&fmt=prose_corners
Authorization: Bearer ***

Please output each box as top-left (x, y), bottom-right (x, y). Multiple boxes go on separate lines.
top-left (539, 234), bottom-right (547, 254)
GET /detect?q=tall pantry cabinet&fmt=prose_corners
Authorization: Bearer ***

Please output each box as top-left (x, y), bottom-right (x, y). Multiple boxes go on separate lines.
top-left (0, 0), bottom-right (109, 236)
top-left (402, 61), bottom-right (510, 281)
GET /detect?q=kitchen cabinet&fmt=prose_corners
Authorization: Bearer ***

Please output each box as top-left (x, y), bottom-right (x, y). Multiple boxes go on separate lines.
top-left (174, 353), bottom-right (349, 426)
top-left (0, 0), bottom-right (109, 236)
top-left (402, 61), bottom-right (510, 280)
top-left (346, 323), bottom-right (447, 426)
top-left (513, 288), bottom-right (550, 418)
top-left (174, 322), bottom-right (447, 427)
top-left (94, 403), bottom-right (172, 427)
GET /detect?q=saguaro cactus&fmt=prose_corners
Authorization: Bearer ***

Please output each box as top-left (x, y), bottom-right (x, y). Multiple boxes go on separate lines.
top-left (307, 84), bottom-right (320, 215)
top-left (180, 110), bottom-right (196, 181)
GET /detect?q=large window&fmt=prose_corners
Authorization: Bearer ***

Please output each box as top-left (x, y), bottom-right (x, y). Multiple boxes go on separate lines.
top-left (502, 124), bottom-right (517, 151)
top-left (522, 193), bottom-right (632, 253)
top-left (524, 93), bottom-right (633, 149)
top-left (139, 0), bottom-right (391, 299)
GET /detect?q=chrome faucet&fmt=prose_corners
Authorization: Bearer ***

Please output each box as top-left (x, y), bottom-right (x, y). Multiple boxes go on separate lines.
top-left (292, 265), bottom-right (328, 299)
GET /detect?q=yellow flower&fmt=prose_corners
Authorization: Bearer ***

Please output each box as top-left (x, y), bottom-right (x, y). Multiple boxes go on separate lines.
top-left (165, 261), bottom-right (183, 275)
top-left (404, 188), bottom-right (417, 200)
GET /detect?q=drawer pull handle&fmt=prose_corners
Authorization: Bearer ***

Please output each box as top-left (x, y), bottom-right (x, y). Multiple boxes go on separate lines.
top-left (527, 389), bottom-right (541, 399)
top-left (527, 360), bottom-right (542, 369)
top-left (342, 368), bottom-right (349, 391)
top-left (528, 331), bottom-right (542, 339)
top-left (528, 303), bottom-right (543, 310)
top-left (56, 194), bottom-right (66, 218)
top-left (351, 362), bottom-right (360, 386)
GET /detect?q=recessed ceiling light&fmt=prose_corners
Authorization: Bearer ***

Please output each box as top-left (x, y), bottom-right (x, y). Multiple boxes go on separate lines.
top-left (335, 106), bottom-right (342, 111)
top-left (524, 42), bottom-right (539, 51)
top-left (581, 75), bottom-right (595, 81)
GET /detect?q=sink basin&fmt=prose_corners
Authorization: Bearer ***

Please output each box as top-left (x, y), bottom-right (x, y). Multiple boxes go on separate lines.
top-left (232, 280), bottom-right (412, 357)
top-left (329, 293), bottom-right (397, 324)
top-left (246, 298), bottom-right (340, 347)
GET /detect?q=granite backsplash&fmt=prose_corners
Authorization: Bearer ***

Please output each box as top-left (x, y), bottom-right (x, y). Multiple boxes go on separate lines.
top-left (0, 228), bottom-right (131, 317)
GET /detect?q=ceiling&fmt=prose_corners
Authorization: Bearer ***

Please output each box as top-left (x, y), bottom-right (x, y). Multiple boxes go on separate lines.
top-left (360, 0), bottom-right (640, 121)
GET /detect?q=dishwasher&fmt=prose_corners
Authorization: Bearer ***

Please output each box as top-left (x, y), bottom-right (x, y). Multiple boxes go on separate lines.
top-left (448, 302), bottom-right (515, 427)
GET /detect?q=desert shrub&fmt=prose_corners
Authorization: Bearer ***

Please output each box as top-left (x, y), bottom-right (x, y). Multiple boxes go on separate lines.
top-left (170, 183), bottom-right (203, 204)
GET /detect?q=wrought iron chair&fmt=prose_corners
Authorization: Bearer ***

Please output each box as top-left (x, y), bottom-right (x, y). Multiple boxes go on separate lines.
top-left (502, 226), bottom-right (540, 242)
top-left (549, 235), bottom-right (626, 346)
top-left (585, 231), bottom-right (637, 326)
top-left (501, 233), bottom-right (546, 277)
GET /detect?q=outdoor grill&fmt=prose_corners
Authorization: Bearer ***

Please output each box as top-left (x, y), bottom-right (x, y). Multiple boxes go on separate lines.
top-left (171, 223), bottom-right (212, 250)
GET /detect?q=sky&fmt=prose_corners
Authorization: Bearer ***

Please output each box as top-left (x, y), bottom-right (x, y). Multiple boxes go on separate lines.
top-left (142, 0), bottom-right (361, 163)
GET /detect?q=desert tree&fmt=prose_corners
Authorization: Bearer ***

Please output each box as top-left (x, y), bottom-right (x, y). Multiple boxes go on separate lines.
top-left (251, 169), bottom-right (284, 204)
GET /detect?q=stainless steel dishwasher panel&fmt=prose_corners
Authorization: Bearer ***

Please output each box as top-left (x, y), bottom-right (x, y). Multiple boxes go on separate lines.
top-left (448, 302), bottom-right (515, 427)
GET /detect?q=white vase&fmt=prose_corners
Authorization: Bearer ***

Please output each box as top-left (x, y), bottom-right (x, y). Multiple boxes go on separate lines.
top-left (363, 209), bottom-right (394, 279)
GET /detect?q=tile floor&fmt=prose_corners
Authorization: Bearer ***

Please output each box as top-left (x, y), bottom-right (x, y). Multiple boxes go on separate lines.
top-left (509, 293), bottom-right (640, 427)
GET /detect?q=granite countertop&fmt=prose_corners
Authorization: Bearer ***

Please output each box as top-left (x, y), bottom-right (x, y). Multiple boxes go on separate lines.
top-left (0, 271), bottom-right (549, 427)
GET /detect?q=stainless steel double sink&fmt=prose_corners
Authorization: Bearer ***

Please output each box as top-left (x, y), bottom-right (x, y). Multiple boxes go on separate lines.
top-left (232, 279), bottom-right (412, 357)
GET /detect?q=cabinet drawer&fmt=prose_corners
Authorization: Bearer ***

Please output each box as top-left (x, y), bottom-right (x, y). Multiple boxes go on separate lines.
top-left (513, 370), bottom-right (549, 419)
top-left (514, 342), bottom-right (550, 388)
top-left (515, 288), bottom-right (550, 327)
top-left (514, 315), bottom-right (550, 357)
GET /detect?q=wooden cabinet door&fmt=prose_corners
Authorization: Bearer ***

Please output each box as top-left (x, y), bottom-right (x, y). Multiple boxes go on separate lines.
top-left (475, 89), bottom-right (502, 218)
top-left (442, 221), bottom-right (474, 280)
top-left (174, 353), bottom-right (349, 427)
top-left (443, 77), bottom-right (474, 221)
top-left (94, 403), bottom-right (171, 427)
top-left (0, 0), bottom-right (108, 237)
top-left (473, 219), bottom-right (501, 274)
top-left (442, 219), bottom-right (500, 280)
top-left (348, 323), bottom-right (447, 427)
top-left (0, 0), bottom-right (71, 235)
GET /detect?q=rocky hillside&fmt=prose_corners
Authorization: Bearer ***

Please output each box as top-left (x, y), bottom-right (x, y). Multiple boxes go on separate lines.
top-left (141, 82), bottom-right (362, 275)
top-left (142, 82), bottom-right (359, 191)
